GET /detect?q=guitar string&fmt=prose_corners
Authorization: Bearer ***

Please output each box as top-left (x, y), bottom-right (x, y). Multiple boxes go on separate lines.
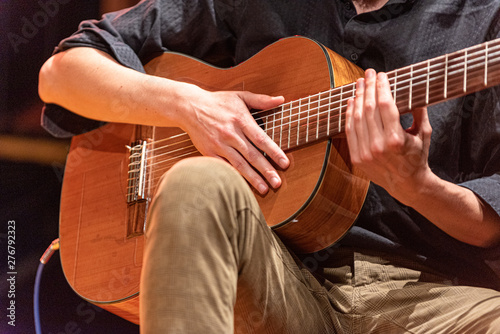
top-left (127, 50), bottom-right (500, 185)
top-left (127, 72), bottom-right (493, 189)
top-left (128, 73), bottom-right (494, 189)
top-left (127, 48), bottom-right (500, 175)
top-left (125, 43), bottom-right (500, 184)
top-left (129, 62), bottom-right (467, 190)
top-left (138, 41), bottom-right (500, 163)
top-left (127, 61), bottom-right (479, 185)
top-left (142, 42), bottom-right (500, 155)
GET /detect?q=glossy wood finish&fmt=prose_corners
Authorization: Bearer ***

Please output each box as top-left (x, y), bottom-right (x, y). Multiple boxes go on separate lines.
top-left (59, 37), bottom-right (368, 324)
top-left (60, 122), bottom-right (143, 323)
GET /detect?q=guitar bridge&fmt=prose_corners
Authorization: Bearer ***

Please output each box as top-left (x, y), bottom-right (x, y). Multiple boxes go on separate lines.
top-left (126, 139), bottom-right (149, 238)
top-left (127, 141), bottom-right (147, 203)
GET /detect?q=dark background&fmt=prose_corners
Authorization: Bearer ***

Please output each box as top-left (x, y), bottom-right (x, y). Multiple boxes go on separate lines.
top-left (1, 1), bottom-right (140, 333)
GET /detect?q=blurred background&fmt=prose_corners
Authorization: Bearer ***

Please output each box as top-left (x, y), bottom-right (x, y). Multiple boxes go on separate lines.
top-left (1, 1), bottom-right (141, 332)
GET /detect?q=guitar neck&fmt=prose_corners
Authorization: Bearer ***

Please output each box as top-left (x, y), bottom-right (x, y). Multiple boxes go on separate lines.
top-left (260, 38), bottom-right (500, 151)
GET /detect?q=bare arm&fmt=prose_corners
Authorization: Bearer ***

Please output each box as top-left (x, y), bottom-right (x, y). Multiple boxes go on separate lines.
top-left (39, 47), bottom-right (194, 127)
top-left (345, 69), bottom-right (500, 248)
top-left (39, 47), bottom-right (289, 194)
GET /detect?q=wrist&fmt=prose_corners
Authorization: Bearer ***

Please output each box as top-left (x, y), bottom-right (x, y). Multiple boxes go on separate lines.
top-left (142, 76), bottom-right (202, 129)
top-left (394, 167), bottom-right (442, 207)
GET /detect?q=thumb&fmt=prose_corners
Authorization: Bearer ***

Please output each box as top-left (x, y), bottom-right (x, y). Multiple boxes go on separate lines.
top-left (239, 91), bottom-right (285, 110)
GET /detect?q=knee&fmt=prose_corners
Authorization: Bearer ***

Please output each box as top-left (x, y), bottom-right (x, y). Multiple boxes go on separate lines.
top-left (156, 156), bottom-right (247, 199)
top-left (147, 157), bottom-right (256, 233)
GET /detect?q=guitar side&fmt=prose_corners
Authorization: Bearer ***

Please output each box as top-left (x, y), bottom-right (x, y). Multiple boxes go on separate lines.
top-left (58, 36), bottom-right (368, 324)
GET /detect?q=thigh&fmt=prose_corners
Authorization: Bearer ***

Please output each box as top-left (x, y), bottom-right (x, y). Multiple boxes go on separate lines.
top-left (142, 157), bottom-right (341, 334)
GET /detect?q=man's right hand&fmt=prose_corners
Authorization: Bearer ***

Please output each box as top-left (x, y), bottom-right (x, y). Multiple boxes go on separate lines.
top-left (179, 87), bottom-right (290, 195)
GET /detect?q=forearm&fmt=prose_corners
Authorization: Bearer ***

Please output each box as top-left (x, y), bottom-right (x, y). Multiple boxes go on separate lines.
top-left (39, 47), bottom-right (192, 128)
top-left (403, 171), bottom-right (500, 248)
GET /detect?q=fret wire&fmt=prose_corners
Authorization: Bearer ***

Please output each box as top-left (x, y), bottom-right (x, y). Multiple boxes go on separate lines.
top-left (269, 114), bottom-right (272, 138)
top-left (316, 94), bottom-right (320, 139)
top-left (444, 54), bottom-right (449, 99)
top-left (272, 111), bottom-right (276, 143)
top-left (306, 95), bottom-right (311, 143)
top-left (327, 90), bottom-right (332, 135)
top-left (279, 105), bottom-right (283, 149)
top-left (409, 65), bottom-right (413, 110)
top-left (426, 60), bottom-right (430, 105)
top-left (265, 114), bottom-right (269, 138)
top-left (288, 103), bottom-right (292, 149)
top-left (463, 50), bottom-right (467, 93)
top-left (297, 99), bottom-right (301, 147)
top-left (485, 44), bottom-right (489, 87)
top-left (338, 86), bottom-right (343, 134)
top-left (393, 69), bottom-right (398, 103)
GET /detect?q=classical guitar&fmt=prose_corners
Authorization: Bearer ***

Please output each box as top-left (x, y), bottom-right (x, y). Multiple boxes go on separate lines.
top-left (58, 36), bottom-right (500, 323)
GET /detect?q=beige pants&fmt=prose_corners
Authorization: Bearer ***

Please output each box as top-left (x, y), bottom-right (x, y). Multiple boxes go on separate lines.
top-left (140, 157), bottom-right (500, 333)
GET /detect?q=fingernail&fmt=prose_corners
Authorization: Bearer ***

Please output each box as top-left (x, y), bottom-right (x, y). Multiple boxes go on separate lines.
top-left (271, 176), bottom-right (280, 188)
top-left (366, 69), bottom-right (375, 78)
top-left (258, 184), bottom-right (268, 194)
top-left (279, 158), bottom-right (289, 169)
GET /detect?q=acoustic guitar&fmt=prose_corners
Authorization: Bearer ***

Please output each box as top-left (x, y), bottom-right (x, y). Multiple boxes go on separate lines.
top-left (58, 36), bottom-right (500, 323)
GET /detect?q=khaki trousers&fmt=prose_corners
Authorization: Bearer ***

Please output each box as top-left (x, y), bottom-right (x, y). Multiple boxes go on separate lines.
top-left (140, 157), bottom-right (500, 333)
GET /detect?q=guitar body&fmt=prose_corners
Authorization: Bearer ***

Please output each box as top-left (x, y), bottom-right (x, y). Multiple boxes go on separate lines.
top-left (59, 36), bottom-right (369, 324)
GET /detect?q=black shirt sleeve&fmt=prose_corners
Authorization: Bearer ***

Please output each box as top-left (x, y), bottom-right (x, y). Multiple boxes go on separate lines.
top-left (41, 0), bottom-right (236, 137)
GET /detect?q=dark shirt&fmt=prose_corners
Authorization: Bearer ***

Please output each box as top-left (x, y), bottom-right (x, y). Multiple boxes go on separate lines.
top-left (42, 0), bottom-right (500, 288)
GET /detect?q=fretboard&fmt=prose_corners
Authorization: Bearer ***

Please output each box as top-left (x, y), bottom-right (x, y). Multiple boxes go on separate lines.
top-left (257, 39), bottom-right (500, 151)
